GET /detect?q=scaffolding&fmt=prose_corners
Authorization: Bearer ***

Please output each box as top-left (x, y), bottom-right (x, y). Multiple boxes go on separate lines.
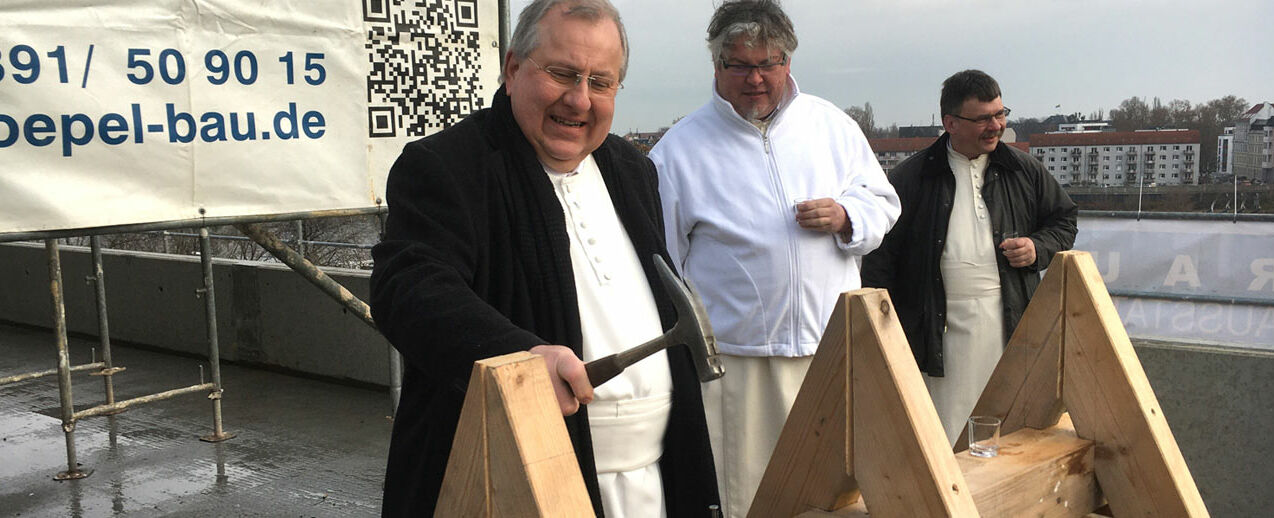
top-left (0, 207), bottom-right (400, 480)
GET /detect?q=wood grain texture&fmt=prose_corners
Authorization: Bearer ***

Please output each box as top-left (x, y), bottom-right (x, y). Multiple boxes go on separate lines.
top-left (436, 361), bottom-right (494, 518)
top-left (790, 251), bottom-right (1207, 518)
top-left (849, 289), bottom-right (978, 518)
top-left (436, 352), bottom-right (593, 518)
top-left (1061, 252), bottom-right (1209, 517)
top-left (803, 419), bottom-right (1099, 518)
top-left (955, 416), bottom-right (1100, 518)
top-left (748, 294), bottom-right (858, 517)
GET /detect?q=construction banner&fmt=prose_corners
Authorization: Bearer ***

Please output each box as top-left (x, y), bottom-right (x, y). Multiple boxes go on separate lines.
top-left (0, 0), bottom-right (500, 234)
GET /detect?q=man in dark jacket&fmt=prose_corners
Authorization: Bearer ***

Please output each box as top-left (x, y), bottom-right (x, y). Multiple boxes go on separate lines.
top-left (369, 1), bottom-right (719, 516)
top-left (861, 70), bottom-right (1077, 443)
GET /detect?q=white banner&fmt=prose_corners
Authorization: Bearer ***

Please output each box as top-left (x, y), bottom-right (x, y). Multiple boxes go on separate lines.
top-left (0, 0), bottom-right (500, 234)
top-left (1075, 216), bottom-right (1274, 350)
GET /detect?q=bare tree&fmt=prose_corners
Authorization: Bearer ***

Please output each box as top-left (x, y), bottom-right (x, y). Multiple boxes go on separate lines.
top-left (1110, 96), bottom-right (1150, 131)
top-left (844, 102), bottom-right (877, 137)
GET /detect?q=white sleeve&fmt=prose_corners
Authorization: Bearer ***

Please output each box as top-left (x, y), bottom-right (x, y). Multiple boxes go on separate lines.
top-left (833, 122), bottom-right (900, 254)
top-left (650, 148), bottom-right (692, 276)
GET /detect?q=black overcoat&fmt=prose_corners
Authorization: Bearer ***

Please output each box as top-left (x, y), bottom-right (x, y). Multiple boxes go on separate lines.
top-left (370, 87), bottom-right (719, 517)
top-left (861, 134), bottom-right (1078, 376)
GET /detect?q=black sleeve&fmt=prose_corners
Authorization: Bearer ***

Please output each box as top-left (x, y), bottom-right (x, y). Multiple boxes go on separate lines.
top-left (370, 141), bottom-right (543, 383)
top-left (1024, 159), bottom-right (1079, 271)
top-left (861, 175), bottom-right (908, 290)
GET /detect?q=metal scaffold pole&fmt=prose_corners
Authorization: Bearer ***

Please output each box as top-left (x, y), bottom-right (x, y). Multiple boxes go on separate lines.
top-left (89, 236), bottom-right (120, 407)
top-left (198, 227), bottom-right (235, 442)
top-left (234, 222), bottom-right (401, 413)
top-left (47, 239), bottom-right (91, 480)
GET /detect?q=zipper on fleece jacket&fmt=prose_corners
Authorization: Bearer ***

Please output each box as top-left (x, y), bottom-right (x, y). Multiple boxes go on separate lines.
top-left (760, 124), bottom-right (801, 352)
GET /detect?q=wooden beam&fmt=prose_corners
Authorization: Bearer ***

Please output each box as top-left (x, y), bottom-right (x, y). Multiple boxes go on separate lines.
top-left (850, 289), bottom-right (978, 518)
top-left (435, 352), bottom-right (593, 517)
top-left (436, 361), bottom-right (495, 517)
top-left (800, 418), bottom-right (1100, 518)
top-left (955, 415), bottom-right (1100, 518)
top-left (1059, 252), bottom-right (1209, 517)
top-left (748, 294), bottom-right (858, 517)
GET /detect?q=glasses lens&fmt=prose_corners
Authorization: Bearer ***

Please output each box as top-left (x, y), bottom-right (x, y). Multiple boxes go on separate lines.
top-left (722, 59), bottom-right (784, 77)
top-left (543, 66), bottom-right (580, 86)
top-left (588, 76), bottom-right (615, 92)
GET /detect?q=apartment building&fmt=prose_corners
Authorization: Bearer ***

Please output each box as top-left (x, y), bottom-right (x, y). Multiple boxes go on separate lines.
top-left (869, 136), bottom-right (1029, 175)
top-left (869, 137), bottom-right (936, 174)
top-left (1233, 102), bottom-right (1274, 183)
top-left (1218, 126), bottom-right (1235, 177)
top-left (1028, 129), bottom-right (1201, 187)
top-left (1056, 121), bottom-right (1113, 133)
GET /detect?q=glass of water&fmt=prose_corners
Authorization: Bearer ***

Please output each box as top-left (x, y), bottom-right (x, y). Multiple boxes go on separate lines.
top-left (968, 416), bottom-right (1002, 458)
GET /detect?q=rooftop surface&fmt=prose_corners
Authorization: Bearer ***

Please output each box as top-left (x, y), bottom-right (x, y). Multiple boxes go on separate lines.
top-left (3, 320), bottom-right (1271, 517)
top-left (0, 322), bottom-right (392, 517)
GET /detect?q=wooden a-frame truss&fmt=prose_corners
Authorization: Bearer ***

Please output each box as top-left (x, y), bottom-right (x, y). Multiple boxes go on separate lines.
top-left (434, 251), bottom-right (1208, 517)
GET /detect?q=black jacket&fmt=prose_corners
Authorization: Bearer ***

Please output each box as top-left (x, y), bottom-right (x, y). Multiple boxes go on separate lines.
top-left (370, 87), bottom-right (719, 517)
top-left (861, 134), bottom-right (1077, 376)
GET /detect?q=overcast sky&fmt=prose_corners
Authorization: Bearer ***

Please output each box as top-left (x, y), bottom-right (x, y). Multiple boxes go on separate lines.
top-left (508, 0), bottom-right (1274, 134)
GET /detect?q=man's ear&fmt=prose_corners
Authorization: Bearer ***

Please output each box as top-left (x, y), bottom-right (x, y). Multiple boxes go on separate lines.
top-left (503, 51), bottom-right (519, 86)
top-left (941, 114), bottom-right (956, 134)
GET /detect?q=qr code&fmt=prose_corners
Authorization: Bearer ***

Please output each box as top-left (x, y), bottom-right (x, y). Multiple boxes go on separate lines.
top-left (365, 0), bottom-right (488, 138)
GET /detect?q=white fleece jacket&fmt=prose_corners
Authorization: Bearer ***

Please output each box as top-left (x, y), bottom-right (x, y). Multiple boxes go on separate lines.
top-left (650, 78), bottom-right (900, 357)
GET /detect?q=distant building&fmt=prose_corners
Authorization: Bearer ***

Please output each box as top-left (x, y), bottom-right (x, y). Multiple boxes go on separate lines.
top-left (1028, 129), bottom-right (1201, 187)
top-left (1232, 103), bottom-right (1274, 183)
top-left (898, 125), bottom-right (943, 138)
top-left (623, 128), bottom-right (667, 148)
top-left (868, 137), bottom-right (1028, 175)
top-left (1053, 121), bottom-right (1114, 133)
top-left (1218, 126), bottom-right (1235, 178)
top-left (869, 137), bottom-right (935, 174)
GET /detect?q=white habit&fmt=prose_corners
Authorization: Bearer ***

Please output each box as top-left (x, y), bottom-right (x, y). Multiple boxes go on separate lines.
top-left (926, 144), bottom-right (1007, 445)
top-left (544, 155), bottom-right (672, 518)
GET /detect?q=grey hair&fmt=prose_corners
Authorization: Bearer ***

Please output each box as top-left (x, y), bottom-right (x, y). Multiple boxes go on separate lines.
top-left (706, 0), bottom-right (798, 64)
top-left (508, 0), bottom-right (630, 81)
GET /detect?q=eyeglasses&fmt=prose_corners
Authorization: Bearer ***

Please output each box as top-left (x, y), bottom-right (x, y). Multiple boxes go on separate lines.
top-left (526, 57), bottom-right (622, 96)
top-left (719, 56), bottom-right (788, 77)
top-left (950, 107), bottom-right (1011, 125)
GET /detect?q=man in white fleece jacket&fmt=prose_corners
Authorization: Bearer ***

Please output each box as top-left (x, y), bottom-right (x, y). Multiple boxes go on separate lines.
top-left (648, 2), bottom-right (900, 516)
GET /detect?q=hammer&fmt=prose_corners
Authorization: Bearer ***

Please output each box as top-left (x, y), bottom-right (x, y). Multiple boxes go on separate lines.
top-left (585, 255), bottom-right (725, 387)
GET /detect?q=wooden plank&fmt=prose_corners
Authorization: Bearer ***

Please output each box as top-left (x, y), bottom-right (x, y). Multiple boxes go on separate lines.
top-left (955, 416), bottom-right (1100, 518)
top-left (436, 361), bottom-right (494, 518)
top-left (1001, 323), bottom-right (1065, 432)
top-left (748, 294), bottom-right (858, 517)
top-left (804, 418), bottom-right (1099, 518)
top-left (956, 260), bottom-right (1066, 451)
top-left (796, 504), bottom-right (868, 518)
top-left (1060, 252), bottom-right (1209, 517)
top-left (436, 352), bottom-right (593, 518)
top-left (488, 353), bottom-right (593, 517)
top-left (850, 289), bottom-right (979, 518)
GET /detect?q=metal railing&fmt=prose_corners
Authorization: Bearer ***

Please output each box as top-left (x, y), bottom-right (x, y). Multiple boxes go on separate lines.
top-left (0, 208), bottom-right (403, 480)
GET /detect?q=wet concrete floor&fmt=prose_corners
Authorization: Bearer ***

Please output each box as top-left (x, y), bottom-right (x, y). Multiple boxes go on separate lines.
top-left (0, 322), bottom-right (393, 517)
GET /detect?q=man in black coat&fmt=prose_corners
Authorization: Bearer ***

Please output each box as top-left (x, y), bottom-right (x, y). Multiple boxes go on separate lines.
top-left (369, 1), bottom-right (719, 516)
top-left (861, 70), bottom-right (1077, 442)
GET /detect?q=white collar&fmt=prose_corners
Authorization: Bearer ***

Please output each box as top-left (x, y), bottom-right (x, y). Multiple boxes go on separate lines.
top-left (946, 140), bottom-right (988, 167)
top-left (711, 74), bottom-right (800, 127)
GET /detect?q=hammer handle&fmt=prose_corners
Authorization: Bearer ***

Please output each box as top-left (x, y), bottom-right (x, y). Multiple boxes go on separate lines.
top-left (585, 354), bottom-right (626, 388)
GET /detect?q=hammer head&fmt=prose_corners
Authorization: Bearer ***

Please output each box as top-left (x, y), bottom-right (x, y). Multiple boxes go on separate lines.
top-left (652, 255), bottom-right (725, 383)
